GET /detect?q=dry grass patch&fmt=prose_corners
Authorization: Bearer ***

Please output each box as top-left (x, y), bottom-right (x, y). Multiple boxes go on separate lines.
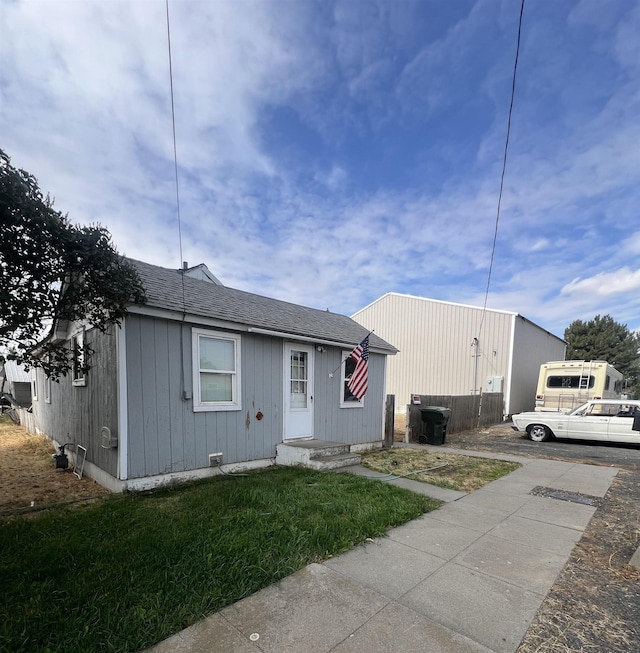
top-left (361, 448), bottom-right (520, 493)
top-left (0, 415), bottom-right (109, 513)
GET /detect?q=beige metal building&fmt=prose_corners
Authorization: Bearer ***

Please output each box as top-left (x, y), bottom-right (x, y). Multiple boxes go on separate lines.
top-left (352, 293), bottom-right (566, 416)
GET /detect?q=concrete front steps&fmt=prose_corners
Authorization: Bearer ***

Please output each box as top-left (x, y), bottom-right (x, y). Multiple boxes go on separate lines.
top-left (276, 440), bottom-right (361, 471)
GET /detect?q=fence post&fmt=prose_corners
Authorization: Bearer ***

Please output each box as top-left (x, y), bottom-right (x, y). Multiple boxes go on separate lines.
top-left (384, 394), bottom-right (395, 449)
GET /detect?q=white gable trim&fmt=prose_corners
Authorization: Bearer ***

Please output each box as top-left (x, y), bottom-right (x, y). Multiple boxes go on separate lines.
top-left (117, 322), bottom-right (128, 480)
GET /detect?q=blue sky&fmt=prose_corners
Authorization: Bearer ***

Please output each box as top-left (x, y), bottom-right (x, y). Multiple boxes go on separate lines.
top-left (2, 0), bottom-right (639, 338)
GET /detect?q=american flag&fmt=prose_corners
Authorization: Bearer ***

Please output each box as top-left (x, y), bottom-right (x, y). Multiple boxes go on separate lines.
top-left (347, 335), bottom-right (369, 400)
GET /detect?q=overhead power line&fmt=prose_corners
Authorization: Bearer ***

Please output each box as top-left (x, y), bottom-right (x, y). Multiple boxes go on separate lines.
top-left (471, 0), bottom-right (525, 395)
top-left (165, 0), bottom-right (189, 400)
top-left (478, 0), bottom-right (526, 336)
top-left (165, 0), bottom-right (185, 282)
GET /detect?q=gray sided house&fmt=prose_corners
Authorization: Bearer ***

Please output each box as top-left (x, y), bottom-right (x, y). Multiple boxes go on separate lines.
top-left (30, 260), bottom-right (396, 491)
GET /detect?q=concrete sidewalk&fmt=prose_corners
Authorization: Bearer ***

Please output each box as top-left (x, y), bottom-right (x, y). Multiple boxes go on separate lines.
top-left (145, 455), bottom-right (618, 653)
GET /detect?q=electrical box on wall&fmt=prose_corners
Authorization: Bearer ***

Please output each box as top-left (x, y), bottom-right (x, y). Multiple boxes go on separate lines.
top-left (209, 453), bottom-right (223, 466)
top-left (485, 376), bottom-right (504, 393)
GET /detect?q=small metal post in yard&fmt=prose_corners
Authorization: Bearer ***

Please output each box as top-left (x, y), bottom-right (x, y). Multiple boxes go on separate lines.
top-left (383, 394), bottom-right (395, 449)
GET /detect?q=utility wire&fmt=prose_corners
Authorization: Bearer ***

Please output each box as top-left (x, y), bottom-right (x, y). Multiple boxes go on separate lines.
top-left (165, 0), bottom-right (189, 400)
top-left (165, 0), bottom-right (185, 283)
top-left (478, 0), bottom-right (525, 339)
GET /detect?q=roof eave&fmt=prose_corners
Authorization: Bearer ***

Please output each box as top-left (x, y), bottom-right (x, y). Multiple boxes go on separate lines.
top-left (127, 304), bottom-right (397, 354)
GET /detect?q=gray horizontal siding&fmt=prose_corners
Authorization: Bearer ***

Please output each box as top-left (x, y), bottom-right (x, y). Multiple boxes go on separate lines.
top-left (314, 349), bottom-right (385, 444)
top-left (31, 326), bottom-right (119, 477)
top-left (125, 315), bottom-right (387, 479)
top-left (125, 315), bottom-right (285, 478)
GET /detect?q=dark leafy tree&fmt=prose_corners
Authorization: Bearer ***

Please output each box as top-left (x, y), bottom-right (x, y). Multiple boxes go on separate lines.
top-left (0, 149), bottom-right (145, 378)
top-left (564, 315), bottom-right (640, 398)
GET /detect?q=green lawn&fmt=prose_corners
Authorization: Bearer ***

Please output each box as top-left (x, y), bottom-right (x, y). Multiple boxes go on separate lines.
top-left (0, 466), bottom-right (438, 653)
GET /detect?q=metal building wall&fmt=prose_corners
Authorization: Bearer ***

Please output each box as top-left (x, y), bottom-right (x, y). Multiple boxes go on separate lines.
top-left (509, 316), bottom-right (566, 414)
top-left (352, 293), bottom-right (515, 410)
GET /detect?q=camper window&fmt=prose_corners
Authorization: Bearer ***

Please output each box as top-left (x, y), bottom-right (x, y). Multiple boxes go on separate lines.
top-left (547, 375), bottom-right (594, 389)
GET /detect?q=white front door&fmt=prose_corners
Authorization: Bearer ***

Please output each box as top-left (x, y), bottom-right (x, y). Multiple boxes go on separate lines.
top-left (283, 344), bottom-right (314, 440)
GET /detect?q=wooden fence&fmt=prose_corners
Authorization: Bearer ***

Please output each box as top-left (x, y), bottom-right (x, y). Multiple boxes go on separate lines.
top-left (406, 393), bottom-right (504, 441)
top-left (384, 394), bottom-right (395, 449)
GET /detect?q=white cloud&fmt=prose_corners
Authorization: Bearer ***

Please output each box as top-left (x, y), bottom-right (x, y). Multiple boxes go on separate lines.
top-left (2, 0), bottom-right (640, 338)
top-left (561, 268), bottom-right (640, 297)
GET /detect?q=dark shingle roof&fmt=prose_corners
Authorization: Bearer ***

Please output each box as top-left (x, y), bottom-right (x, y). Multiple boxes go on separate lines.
top-left (128, 259), bottom-right (396, 353)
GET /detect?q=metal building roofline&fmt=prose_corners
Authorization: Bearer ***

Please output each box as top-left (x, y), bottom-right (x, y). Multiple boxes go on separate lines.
top-left (352, 292), bottom-right (565, 343)
top-left (352, 291), bottom-right (518, 318)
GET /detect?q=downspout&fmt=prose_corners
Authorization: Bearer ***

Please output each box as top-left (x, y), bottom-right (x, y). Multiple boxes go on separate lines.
top-left (505, 314), bottom-right (516, 417)
top-left (381, 354), bottom-right (387, 444)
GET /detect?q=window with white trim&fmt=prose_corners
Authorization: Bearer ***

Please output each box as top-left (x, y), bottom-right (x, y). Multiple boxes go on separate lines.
top-left (340, 350), bottom-right (363, 408)
top-left (31, 369), bottom-right (38, 401)
top-left (192, 328), bottom-right (241, 412)
top-left (44, 374), bottom-right (51, 404)
top-left (71, 330), bottom-right (86, 386)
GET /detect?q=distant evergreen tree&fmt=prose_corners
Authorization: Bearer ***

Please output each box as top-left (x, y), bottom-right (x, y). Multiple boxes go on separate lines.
top-left (564, 315), bottom-right (640, 398)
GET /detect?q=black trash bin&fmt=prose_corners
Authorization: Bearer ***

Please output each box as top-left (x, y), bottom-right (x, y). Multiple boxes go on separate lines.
top-left (419, 407), bottom-right (451, 445)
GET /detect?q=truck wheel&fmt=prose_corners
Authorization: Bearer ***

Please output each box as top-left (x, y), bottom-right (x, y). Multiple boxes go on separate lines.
top-left (528, 424), bottom-right (551, 442)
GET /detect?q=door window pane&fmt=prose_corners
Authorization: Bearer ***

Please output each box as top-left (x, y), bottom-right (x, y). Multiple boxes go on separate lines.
top-left (290, 351), bottom-right (307, 408)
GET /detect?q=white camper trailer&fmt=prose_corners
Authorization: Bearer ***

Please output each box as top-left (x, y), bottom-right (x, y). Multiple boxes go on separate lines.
top-left (535, 360), bottom-right (624, 412)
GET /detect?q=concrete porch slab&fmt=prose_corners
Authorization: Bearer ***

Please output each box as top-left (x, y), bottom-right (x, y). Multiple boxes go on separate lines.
top-left (276, 440), bottom-right (360, 471)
